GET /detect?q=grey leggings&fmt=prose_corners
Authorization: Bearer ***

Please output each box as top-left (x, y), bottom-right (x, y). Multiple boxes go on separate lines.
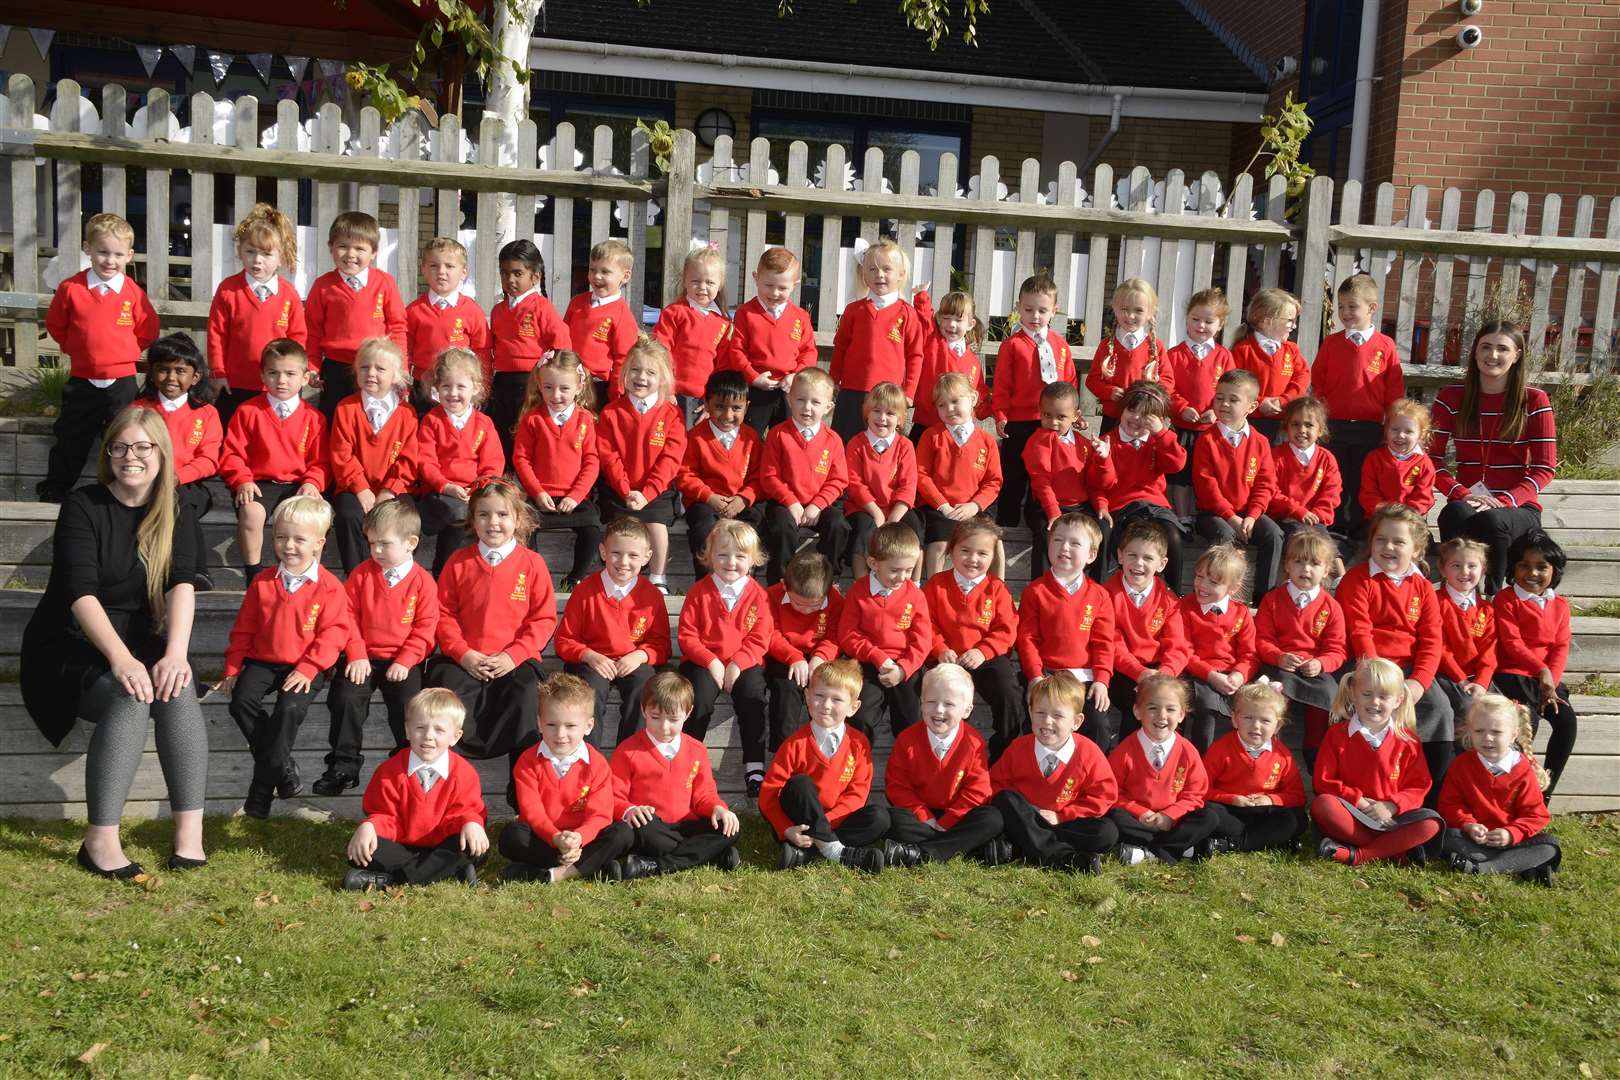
top-left (83, 671), bottom-right (209, 826)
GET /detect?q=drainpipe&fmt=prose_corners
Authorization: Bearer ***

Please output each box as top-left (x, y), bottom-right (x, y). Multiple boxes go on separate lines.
top-left (1080, 93), bottom-right (1124, 175)
top-left (1346, 0), bottom-right (1381, 184)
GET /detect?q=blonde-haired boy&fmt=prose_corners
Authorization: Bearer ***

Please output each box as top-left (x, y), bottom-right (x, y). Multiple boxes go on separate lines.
top-left (564, 237), bottom-right (639, 393)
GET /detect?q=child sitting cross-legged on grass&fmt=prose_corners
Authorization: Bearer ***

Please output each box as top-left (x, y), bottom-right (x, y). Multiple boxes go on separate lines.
top-left (342, 688), bottom-right (488, 890)
top-left (1105, 673), bottom-right (1219, 865)
top-left (1438, 693), bottom-right (1560, 884)
top-left (499, 672), bottom-right (633, 884)
top-left (1201, 679), bottom-right (1308, 855)
top-left (609, 672), bottom-right (743, 880)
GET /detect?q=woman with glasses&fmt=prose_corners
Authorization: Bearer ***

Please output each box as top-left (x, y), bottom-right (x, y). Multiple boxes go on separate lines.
top-left (21, 406), bottom-right (210, 878)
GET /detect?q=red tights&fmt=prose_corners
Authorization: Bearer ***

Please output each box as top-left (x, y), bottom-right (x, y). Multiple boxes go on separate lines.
top-left (1310, 795), bottom-right (1440, 866)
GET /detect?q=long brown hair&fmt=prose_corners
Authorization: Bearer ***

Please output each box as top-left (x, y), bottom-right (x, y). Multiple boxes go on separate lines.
top-left (518, 349), bottom-right (595, 424)
top-left (1457, 320), bottom-right (1529, 441)
top-left (96, 406), bottom-right (178, 625)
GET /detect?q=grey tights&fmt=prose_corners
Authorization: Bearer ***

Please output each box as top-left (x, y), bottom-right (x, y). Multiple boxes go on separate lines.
top-left (83, 671), bottom-right (209, 825)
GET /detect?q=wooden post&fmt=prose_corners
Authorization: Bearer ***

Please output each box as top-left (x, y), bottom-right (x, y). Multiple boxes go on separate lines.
top-left (395, 113), bottom-right (423, 298)
top-left (627, 126), bottom-right (649, 313)
top-left (1051, 160), bottom-right (1078, 338)
top-left (547, 122), bottom-right (574, 303)
top-left (896, 149), bottom-right (921, 286)
top-left (188, 91), bottom-right (216, 302)
top-left (1394, 185), bottom-right (1429, 364)
top-left (815, 143), bottom-right (846, 336)
top-left (661, 128), bottom-right (697, 318)
top-left (1426, 187), bottom-right (1462, 365)
top-left (51, 81), bottom-right (84, 285)
top-left (356, 107), bottom-right (382, 221)
top-left (475, 115), bottom-right (501, 308)
top-left (1592, 195), bottom-right (1620, 368)
top-left (929, 152), bottom-right (958, 301)
top-left (1559, 194), bottom-right (1595, 370)
top-left (1083, 163), bottom-right (1113, 348)
top-left (9, 75), bottom-right (40, 368)
top-left (144, 89), bottom-right (173, 304)
top-left (1154, 170), bottom-right (1186, 324)
top-left (590, 124), bottom-right (613, 242)
top-left (101, 84), bottom-right (127, 219)
top-left (1261, 174), bottom-right (1287, 289)
top-left (745, 137), bottom-right (770, 301)
top-left (1222, 173), bottom-right (1254, 346)
top-left (783, 141), bottom-right (809, 304)
top-left (1461, 188), bottom-right (1496, 347)
top-left (1529, 194), bottom-right (1562, 352)
top-left (232, 95), bottom-right (258, 224)
top-left (1295, 175), bottom-right (1334, 357)
top-left (971, 156), bottom-right (998, 323)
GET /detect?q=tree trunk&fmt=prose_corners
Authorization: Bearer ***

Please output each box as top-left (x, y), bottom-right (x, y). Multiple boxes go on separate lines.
top-left (484, 0), bottom-right (542, 246)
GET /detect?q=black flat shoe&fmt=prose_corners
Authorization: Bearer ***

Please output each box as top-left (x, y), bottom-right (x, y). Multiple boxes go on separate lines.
top-left (76, 844), bottom-right (144, 880)
top-left (191, 572), bottom-right (215, 593)
top-left (882, 840), bottom-right (925, 869)
top-left (746, 771), bottom-right (765, 800)
top-left (715, 846), bottom-right (742, 872)
top-left (167, 851), bottom-right (208, 872)
top-left (242, 782), bottom-right (275, 819)
top-left (275, 762), bottom-right (302, 800)
top-left (312, 771), bottom-right (358, 797)
top-left (342, 867), bottom-right (395, 891)
top-left (499, 863), bottom-right (551, 884)
top-left (618, 854), bottom-right (661, 880)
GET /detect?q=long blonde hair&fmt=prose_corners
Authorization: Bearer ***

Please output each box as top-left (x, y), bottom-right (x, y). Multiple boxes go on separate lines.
top-left (97, 406), bottom-right (178, 625)
top-left (1462, 694), bottom-right (1551, 790)
top-left (1330, 658), bottom-right (1418, 740)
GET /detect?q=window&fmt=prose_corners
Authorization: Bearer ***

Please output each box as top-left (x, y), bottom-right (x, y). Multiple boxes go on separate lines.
top-left (1300, 0), bottom-right (1365, 183)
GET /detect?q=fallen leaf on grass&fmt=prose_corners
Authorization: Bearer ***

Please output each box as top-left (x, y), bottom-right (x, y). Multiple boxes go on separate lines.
top-left (0, 1034), bottom-right (12, 1042)
top-left (705, 953), bottom-right (722, 966)
top-left (1024, 908), bottom-right (1048, 919)
top-left (208, 913), bottom-right (227, 926)
top-left (1059, 970), bottom-right (1079, 983)
top-left (226, 1037), bottom-right (270, 1058)
top-left (274, 921), bottom-right (304, 933)
top-left (725, 1046), bottom-right (744, 1058)
top-left (357, 900), bottom-right (375, 913)
top-left (528, 1019), bottom-right (557, 1029)
top-left (886, 947), bottom-right (902, 960)
top-left (1239, 892), bottom-right (1255, 904)
top-left (37, 990), bottom-right (54, 999)
top-left (75, 1043), bottom-right (107, 1069)
top-left (571, 981), bottom-right (595, 998)
top-left (1093, 896), bottom-right (1117, 916)
top-left (1086, 955), bottom-right (1104, 965)
top-left (930, 928), bottom-right (953, 941)
top-left (1080, 935), bottom-right (1102, 948)
top-left (1270, 932), bottom-right (1287, 948)
top-left (253, 891), bottom-right (279, 908)
top-left (1235, 934), bottom-right (1255, 945)
top-left (1578, 1064), bottom-right (1593, 1079)
top-left (137, 874), bottom-right (160, 892)
top-left (1471, 891), bottom-right (1487, 904)
top-left (266, 1016), bottom-right (290, 1030)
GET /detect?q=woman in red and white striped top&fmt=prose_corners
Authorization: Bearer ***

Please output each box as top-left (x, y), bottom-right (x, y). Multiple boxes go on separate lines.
top-left (1428, 322), bottom-right (1557, 593)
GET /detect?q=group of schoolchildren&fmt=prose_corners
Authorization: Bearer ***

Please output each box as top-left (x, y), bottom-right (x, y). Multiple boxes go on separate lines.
top-left (45, 205), bottom-right (1571, 891)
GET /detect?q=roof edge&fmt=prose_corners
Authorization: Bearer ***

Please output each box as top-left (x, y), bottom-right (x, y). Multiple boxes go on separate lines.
top-left (1172, 0), bottom-right (1275, 88)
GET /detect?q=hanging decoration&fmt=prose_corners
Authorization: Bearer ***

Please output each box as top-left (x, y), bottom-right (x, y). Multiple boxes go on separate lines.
top-left (27, 27), bottom-right (54, 58)
top-left (246, 52), bottom-right (273, 84)
top-left (0, 26), bottom-right (11, 55)
top-left (316, 59), bottom-right (343, 80)
top-left (284, 55), bottom-right (310, 84)
top-left (205, 50), bottom-right (232, 84)
top-left (169, 44), bottom-right (196, 72)
top-left (135, 45), bottom-right (163, 77)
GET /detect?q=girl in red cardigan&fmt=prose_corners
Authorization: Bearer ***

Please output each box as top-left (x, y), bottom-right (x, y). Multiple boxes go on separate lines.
top-left (1202, 680), bottom-right (1308, 854)
top-left (909, 288), bottom-right (988, 440)
top-left (678, 519), bottom-right (774, 796)
top-left (1178, 543), bottom-right (1258, 753)
top-left (329, 338), bottom-right (420, 572)
top-left (1105, 674), bottom-right (1219, 864)
top-left (1492, 531), bottom-right (1578, 795)
top-left (1357, 398), bottom-right (1437, 527)
top-left (844, 381), bottom-right (922, 578)
top-left (1434, 537), bottom-right (1497, 719)
top-left (1311, 658), bottom-right (1443, 866)
top-left (207, 202), bottom-right (305, 431)
top-left (134, 334), bottom-right (221, 591)
top-left (652, 242), bottom-right (739, 418)
top-left (597, 337), bottom-right (688, 592)
top-left (1229, 287), bottom-right (1308, 441)
top-left (1165, 286), bottom-right (1231, 520)
top-left (1439, 694), bottom-right (1559, 882)
top-left (415, 347), bottom-right (505, 574)
top-left (829, 239), bottom-right (925, 440)
top-left (511, 350), bottom-right (602, 590)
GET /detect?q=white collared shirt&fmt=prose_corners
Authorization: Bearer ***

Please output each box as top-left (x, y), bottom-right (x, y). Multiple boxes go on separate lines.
top-left (601, 569), bottom-right (637, 602)
top-left (1371, 561), bottom-right (1420, 587)
top-left (1200, 595), bottom-right (1231, 616)
top-left (270, 395), bottom-right (301, 421)
top-left (762, 299), bottom-right (787, 320)
top-left (1347, 714), bottom-right (1392, 749)
top-left (650, 733), bottom-right (682, 762)
top-left (1057, 429), bottom-right (1077, 447)
top-left (1024, 325), bottom-right (1058, 382)
top-left (87, 269), bottom-right (126, 295)
top-left (1446, 584), bottom-right (1477, 610)
top-left (1187, 338), bottom-right (1214, 360)
top-left (1291, 442), bottom-right (1317, 467)
top-left (1055, 572), bottom-right (1085, 596)
top-left (1287, 582), bottom-right (1320, 609)
top-left (247, 271), bottom-right (280, 300)
top-left (280, 561), bottom-right (319, 594)
top-left (686, 297), bottom-right (724, 317)
top-left (815, 723), bottom-right (845, 759)
top-left (713, 573), bottom-right (748, 612)
top-left (1119, 329), bottom-right (1147, 352)
top-left (1253, 332), bottom-right (1282, 355)
top-left (954, 571), bottom-right (984, 595)
top-left (867, 430), bottom-right (892, 454)
top-left (1218, 421), bottom-right (1248, 447)
top-left (1120, 430), bottom-right (1147, 450)
top-left (363, 390), bottom-right (398, 433)
top-left (550, 403), bottom-right (576, 427)
top-left (507, 285), bottom-right (540, 308)
top-left (1124, 582), bottom-right (1152, 609)
top-left (1036, 735), bottom-right (1075, 776)
top-left (1346, 327), bottom-right (1372, 347)
top-left (1390, 446), bottom-right (1421, 462)
top-left (868, 572), bottom-right (896, 599)
top-left (948, 422), bottom-right (974, 448)
top-left (1480, 748), bottom-right (1522, 776)
top-left (1512, 583), bottom-right (1555, 608)
top-left (591, 292), bottom-right (622, 308)
top-left (795, 422), bottom-right (821, 442)
top-left (479, 539), bottom-right (518, 566)
top-left (1242, 737), bottom-right (1274, 759)
top-left (430, 286), bottom-right (461, 309)
top-left (446, 405), bottom-right (472, 431)
top-left (158, 393), bottom-right (187, 413)
top-left (869, 291), bottom-right (900, 311)
top-left (1137, 728), bottom-right (1174, 768)
top-left (539, 741), bottom-right (590, 778)
top-left (631, 393), bottom-right (659, 415)
top-left (407, 750), bottom-right (452, 791)
top-left (382, 560), bottom-right (413, 589)
top-left (711, 421), bottom-right (739, 450)
top-left (928, 725), bottom-right (959, 761)
top-left (946, 339), bottom-right (967, 357)
top-left (342, 267), bottom-right (371, 291)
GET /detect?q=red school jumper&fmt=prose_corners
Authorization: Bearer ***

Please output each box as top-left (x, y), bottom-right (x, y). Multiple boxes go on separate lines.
top-left (1084, 334), bottom-right (1172, 421)
top-left (990, 329), bottom-right (1075, 425)
top-left (1108, 733), bottom-right (1209, 818)
top-left (1437, 751), bottom-right (1551, 841)
top-left (829, 297), bottom-right (926, 398)
top-left (1203, 732), bottom-right (1305, 807)
top-left (1310, 329), bottom-right (1403, 424)
top-left (328, 394), bottom-right (419, 496)
top-left (1104, 575), bottom-right (1189, 679)
top-left (434, 546), bottom-right (557, 665)
top-left (1230, 335), bottom-right (1309, 404)
top-left (757, 723), bottom-right (876, 838)
top-left (511, 747), bottom-right (615, 846)
top-left (342, 560), bottom-right (441, 666)
top-left (1358, 447), bottom-right (1437, 518)
top-left (219, 396), bottom-right (329, 490)
top-left (224, 567), bottom-right (352, 680)
top-left (1014, 573), bottom-right (1116, 682)
top-left (415, 407), bottom-right (505, 494)
top-left (759, 422), bottom-right (848, 510)
top-left (885, 722), bottom-right (993, 826)
top-left (1268, 443), bottom-right (1343, 525)
top-left (1436, 588), bottom-right (1497, 689)
top-left (362, 749), bottom-right (486, 847)
top-left (512, 407), bottom-right (598, 503)
top-left (610, 730), bottom-right (728, 823)
top-left (1165, 339), bottom-right (1231, 436)
top-left (1312, 722), bottom-right (1432, 813)
top-left (989, 733), bottom-right (1118, 818)
top-left (1023, 428), bottom-right (1115, 520)
top-left (845, 432), bottom-right (919, 516)
top-left (404, 292), bottom-right (491, 382)
top-left (677, 422), bottom-right (763, 507)
top-left (678, 576), bottom-right (772, 669)
top-left (1177, 595), bottom-right (1258, 683)
top-left (1098, 427), bottom-right (1185, 513)
top-left (765, 582), bottom-right (843, 666)
top-left (1192, 424), bottom-right (1278, 521)
top-left (207, 273), bottom-right (306, 389)
top-left (654, 300), bottom-right (741, 400)
top-left (554, 573), bottom-right (672, 666)
top-left (1492, 587), bottom-right (1571, 684)
top-left (910, 289), bottom-right (990, 428)
top-left (1336, 563), bottom-right (1443, 686)
top-left (915, 424), bottom-right (1002, 511)
top-left (305, 268), bottom-right (407, 367)
top-left (836, 576), bottom-right (933, 677)
top-left (1254, 586), bottom-right (1347, 671)
top-left (490, 291), bottom-right (571, 374)
top-left (597, 398), bottom-right (687, 501)
top-left (727, 298), bottom-right (818, 385)
top-left (923, 572), bottom-right (1016, 661)
top-left (46, 272), bottom-right (160, 379)
top-left (137, 398), bottom-right (223, 484)
top-left (564, 293), bottom-right (641, 387)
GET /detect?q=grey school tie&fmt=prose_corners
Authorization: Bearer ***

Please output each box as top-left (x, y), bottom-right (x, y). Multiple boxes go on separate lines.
top-left (1041, 754), bottom-right (1058, 777)
top-left (254, 284), bottom-right (270, 302)
top-left (487, 551), bottom-right (502, 566)
top-left (1151, 744), bottom-right (1166, 770)
top-left (418, 769), bottom-right (435, 793)
top-left (345, 274), bottom-right (363, 291)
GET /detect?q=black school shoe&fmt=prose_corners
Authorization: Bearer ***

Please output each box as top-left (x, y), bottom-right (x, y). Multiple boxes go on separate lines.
top-left (974, 838), bottom-right (1015, 867)
top-left (76, 844), bottom-right (144, 881)
top-left (242, 781), bottom-right (275, 819)
top-left (618, 854), bottom-right (661, 880)
top-left (167, 851), bottom-right (208, 872)
top-left (275, 762), bottom-right (302, 800)
top-left (778, 842), bottom-right (811, 870)
top-left (342, 867), bottom-right (396, 891)
top-left (715, 846), bottom-right (742, 872)
top-left (312, 770), bottom-right (359, 797)
top-left (35, 481), bottom-right (66, 504)
top-left (499, 863), bottom-right (551, 884)
top-left (882, 840), bottom-right (925, 869)
top-left (191, 571), bottom-right (215, 593)
top-left (836, 845), bottom-right (885, 874)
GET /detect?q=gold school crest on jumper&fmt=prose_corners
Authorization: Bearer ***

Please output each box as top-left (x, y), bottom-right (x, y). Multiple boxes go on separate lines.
top-left (569, 784), bottom-right (591, 812)
top-left (1471, 607), bottom-right (1490, 637)
top-left (1056, 776), bottom-right (1076, 805)
top-left (276, 301), bottom-right (291, 330)
top-left (1147, 606), bottom-right (1166, 634)
top-left (630, 615), bottom-right (648, 642)
top-left (743, 604), bottom-right (760, 633)
top-left (1366, 349), bottom-right (1386, 376)
top-left (188, 417), bottom-right (205, 447)
top-left (1244, 454), bottom-right (1259, 486)
top-left (887, 316), bottom-right (904, 343)
top-left (116, 300), bottom-right (135, 326)
top-left (1311, 604), bottom-right (1330, 637)
top-left (518, 310), bottom-right (537, 338)
top-left (1263, 760), bottom-right (1282, 790)
top-left (510, 572), bottom-right (528, 602)
top-left (839, 754), bottom-right (857, 783)
top-left (301, 602), bottom-right (322, 634)
top-left (372, 292), bottom-right (386, 320)
top-left (790, 318), bottom-right (804, 342)
top-left (1099, 340), bottom-right (1118, 378)
top-left (593, 318), bottom-right (613, 343)
top-left (1079, 603), bottom-right (1096, 633)
top-left (401, 593), bottom-right (418, 625)
top-left (1406, 594), bottom-right (1423, 625)
top-left (686, 760), bottom-right (702, 789)
top-left (977, 596), bottom-right (995, 627)
top-left (386, 439), bottom-right (403, 467)
top-left (896, 602), bottom-right (915, 630)
top-left (813, 449), bottom-right (831, 475)
top-left (450, 317), bottom-right (467, 344)
top-left (1171, 764), bottom-right (1187, 793)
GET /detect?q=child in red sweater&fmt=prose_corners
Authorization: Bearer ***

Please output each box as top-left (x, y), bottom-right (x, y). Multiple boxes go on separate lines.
top-left (489, 239), bottom-right (571, 459)
top-left (845, 381), bottom-right (922, 577)
top-left (220, 338), bottom-right (330, 583)
top-left (1358, 398), bottom-right (1437, 525)
top-left (426, 479), bottom-right (558, 777)
top-left (989, 671), bottom-right (1120, 872)
top-left (1023, 380), bottom-right (1115, 580)
top-left (679, 369), bottom-right (765, 572)
top-left (221, 495), bottom-right (352, 818)
top-left (1202, 681), bottom-right (1308, 854)
top-left (1165, 286), bottom-right (1231, 520)
top-left (319, 500), bottom-right (440, 796)
top-left (1178, 544), bottom-right (1258, 752)
top-left (512, 350), bottom-right (602, 589)
top-left (564, 238), bottom-right (641, 403)
top-left (678, 519), bottom-right (774, 796)
top-left (916, 371), bottom-right (1004, 577)
top-left (730, 246), bottom-right (818, 434)
top-left (305, 211), bottom-right (408, 417)
top-left (765, 553), bottom-right (843, 750)
top-left (40, 213), bottom-right (161, 502)
top-left (1434, 537), bottom-right (1497, 719)
top-left (1016, 513), bottom-right (1116, 748)
top-left (1493, 531), bottom-right (1578, 796)
top-left (990, 273), bottom-right (1074, 532)
top-left (415, 347), bottom-right (505, 573)
top-left (760, 659), bottom-right (890, 873)
top-left (922, 518), bottom-right (1023, 762)
top-left (329, 338), bottom-right (420, 572)
top-left (1084, 277), bottom-right (1171, 435)
top-left (1314, 273), bottom-right (1403, 535)
top-left (654, 243), bottom-right (739, 421)
top-left (881, 664), bottom-right (1007, 866)
top-left (1311, 659), bottom-right (1443, 866)
top-left (134, 334), bottom-right (221, 590)
top-left (342, 688), bottom-right (487, 889)
top-left (1268, 396), bottom-right (1343, 549)
top-left (555, 517), bottom-right (672, 747)
top-left (758, 367), bottom-right (853, 584)
top-left (597, 336), bottom-right (687, 591)
top-left (207, 203), bottom-right (305, 431)
top-left (1439, 694), bottom-right (1559, 882)
top-left (405, 238), bottom-right (490, 413)
top-left (1338, 503), bottom-right (1455, 787)
top-left (909, 288), bottom-right (988, 441)
top-left (1098, 381), bottom-right (1185, 587)
top-left (837, 523), bottom-right (934, 741)
top-left (1105, 519), bottom-right (1190, 743)
top-left (610, 672), bottom-right (743, 879)
top-left (1106, 674), bottom-right (1219, 864)
top-left (1255, 527), bottom-right (1347, 764)
top-left (1229, 287), bottom-right (1307, 441)
top-left (1193, 368), bottom-right (1285, 598)
top-left (829, 239), bottom-right (925, 440)
top-left (498, 673), bottom-right (633, 883)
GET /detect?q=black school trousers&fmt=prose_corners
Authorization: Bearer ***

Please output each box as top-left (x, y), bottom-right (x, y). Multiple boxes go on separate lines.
top-left (499, 819), bottom-right (633, 881)
top-left (229, 659), bottom-right (325, 785)
top-left (761, 501), bottom-right (851, 585)
top-left (852, 661), bottom-right (922, 742)
top-left (566, 661), bottom-right (658, 749)
top-left (680, 660), bottom-right (771, 769)
top-left (43, 375), bottom-right (137, 496)
top-left (356, 836), bottom-right (485, 886)
top-left (772, 773), bottom-right (891, 845)
top-left (1107, 806), bottom-right (1221, 863)
top-left (627, 816), bottom-right (737, 874)
top-left (886, 804), bottom-right (1005, 862)
top-left (991, 789), bottom-right (1117, 867)
top-left (1206, 802), bottom-right (1309, 853)
top-left (324, 658), bottom-right (422, 776)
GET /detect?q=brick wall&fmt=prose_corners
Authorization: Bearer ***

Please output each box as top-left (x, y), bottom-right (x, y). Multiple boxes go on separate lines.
top-left (1092, 116), bottom-right (1236, 189)
top-left (969, 107), bottom-right (1046, 180)
top-left (673, 83), bottom-right (752, 164)
top-left (1195, 0), bottom-right (1302, 176)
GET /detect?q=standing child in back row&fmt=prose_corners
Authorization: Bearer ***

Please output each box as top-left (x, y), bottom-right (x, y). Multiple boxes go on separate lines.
top-left (990, 273), bottom-right (1075, 530)
top-left (207, 203), bottom-right (305, 432)
top-left (489, 240), bottom-right (570, 459)
top-left (565, 239), bottom-right (641, 405)
top-left (1085, 278), bottom-right (1170, 436)
top-left (596, 337), bottom-right (687, 594)
top-left (405, 238), bottom-right (490, 413)
top-left (729, 247), bottom-right (819, 435)
top-left (40, 213), bottom-right (160, 502)
top-left (1230, 288), bottom-right (1307, 440)
top-left (1164, 287), bottom-right (1231, 523)
top-left (909, 288), bottom-right (988, 442)
top-left (829, 240), bottom-right (925, 440)
top-left (1312, 273), bottom-right (1403, 536)
top-left (305, 211), bottom-right (408, 418)
top-left (654, 242), bottom-right (738, 423)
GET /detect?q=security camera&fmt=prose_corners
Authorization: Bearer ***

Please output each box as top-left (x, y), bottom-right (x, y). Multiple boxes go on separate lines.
top-left (1457, 24), bottom-right (1484, 49)
top-left (1459, 0), bottom-right (1483, 14)
top-left (1271, 55), bottom-right (1298, 80)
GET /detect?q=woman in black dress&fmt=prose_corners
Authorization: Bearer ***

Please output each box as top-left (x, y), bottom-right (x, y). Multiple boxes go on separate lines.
top-left (22, 406), bottom-right (209, 877)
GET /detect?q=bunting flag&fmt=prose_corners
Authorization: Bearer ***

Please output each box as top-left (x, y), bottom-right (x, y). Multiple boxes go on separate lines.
top-left (169, 44), bottom-right (196, 72)
top-left (284, 55), bottom-right (310, 83)
top-left (247, 52), bottom-right (274, 83)
top-left (27, 27), bottom-right (54, 58)
top-left (205, 50), bottom-right (233, 84)
top-left (316, 59), bottom-right (343, 80)
top-left (135, 45), bottom-right (162, 77)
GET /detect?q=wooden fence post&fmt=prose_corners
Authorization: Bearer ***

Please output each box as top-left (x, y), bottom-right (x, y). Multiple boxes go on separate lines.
top-left (662, 128), bottom-right (697, 313)
top-left (1296, 175), bottom-right (1334, 357)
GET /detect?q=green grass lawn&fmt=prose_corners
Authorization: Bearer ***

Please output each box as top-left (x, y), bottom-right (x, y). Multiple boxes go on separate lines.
top-left (2, 813), bottom-right (1618, 1079)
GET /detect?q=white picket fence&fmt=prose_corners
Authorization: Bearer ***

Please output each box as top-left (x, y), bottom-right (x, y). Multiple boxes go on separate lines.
top-left (3, 74), bottom-right (1620, 384)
